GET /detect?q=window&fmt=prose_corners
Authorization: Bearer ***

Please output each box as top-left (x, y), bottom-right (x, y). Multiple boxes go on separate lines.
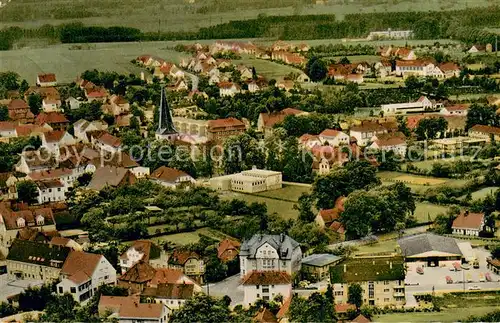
top-left (384, 298), bottom-right (390, 302)
top-left (384, 281), bottom-right (389, 285)
top-left (58, 287), bottom-right (63, 293)
top-left (256, 285), bottom-right (259, 289)
top-left (70, 287), bottom-right (76, 293)
top-left (384, 288), bottom-right (390, 293)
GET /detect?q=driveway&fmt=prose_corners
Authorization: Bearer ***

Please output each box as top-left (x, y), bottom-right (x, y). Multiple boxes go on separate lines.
top-left (0, 274), bottom-right (43, 302)
top-left (204, 274), bottom-right (244, 306)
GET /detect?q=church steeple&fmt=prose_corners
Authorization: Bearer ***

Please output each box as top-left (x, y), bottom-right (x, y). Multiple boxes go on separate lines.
top-left (155, 86), bottom-right (178, 140)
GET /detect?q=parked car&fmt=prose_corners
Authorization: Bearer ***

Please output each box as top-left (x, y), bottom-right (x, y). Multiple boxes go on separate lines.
top-left (485, 273), bottom-right (492, 282)
top-left (453, 262), bottom-right (462, 271)
top-left (461, 263), bottom-right (471, 270)
top-left (416, 267), bottom-right (424, 275)
top-left (468, 285), bottom-right (481, 290)
top-left (479, 273), bottom-right (485, 282)
top-left (472, 259), bottom-right (480, 269)
top-left (445, 276), bottom-right (453, 284)
top-left (449, 266), bottom-right (456, 271)
top-left (466, 273), bottom-right (473, 282)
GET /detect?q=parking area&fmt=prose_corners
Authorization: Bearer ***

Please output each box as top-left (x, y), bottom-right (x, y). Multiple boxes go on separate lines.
top-left (405, 248), bottom-right (500, 291)
top-left (0, 274), bottom-right (43, 302)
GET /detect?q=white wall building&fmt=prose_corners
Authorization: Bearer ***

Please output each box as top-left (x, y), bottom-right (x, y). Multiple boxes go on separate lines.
top-left (35, 179), bottom-right (67, 204)
top-left (57, 251), bottom-right (117, 303)
top-left (318, 129), bottom-right (349, 147)
top-left (381, 96), bottom-right (442, 115)
top-left (209, 168), bottom-right (282, 193)
top-left (242, 271), bottom-right (292, 306)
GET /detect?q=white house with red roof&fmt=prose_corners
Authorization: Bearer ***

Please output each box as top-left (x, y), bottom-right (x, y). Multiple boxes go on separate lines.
top-left (349, 121), bottom-right (388, 146)
top-left (440, 104), bottom-right (469, 116)
top-left (381, 96), bottom-right (442, 115)
top-left (149, 166), bottom-right (195, 189)
top-left (41, 130), bottom-right (76, 155)
top-left (318, 129), bottom-right (349, 147)
top-left (395, 60), bottom-right (444, 78)
top-left (218, 81), bottom-right (241, 97)
top-left (452, 211), bottom-right (485, 236)
top-left (369, 133), bottom-right (407, 156)
top-left (98, 296), bottom-right (169, 322)
top-left (41, 98), bottom-right (62, 113)
top-left (0, 121), bottom-right (18, 139)
top-left (34, 179), bottom-right (67, 204)
top-left (257, 108), bottom-right (306, 136)
top-left (298, 134), bottom-right (322, 150)
top-left (438, 62), bottom-right (461, 78)
top-left (85, 87), bottom-right (108, 102)
top-left (36, 73), bottom-right (57, 87)
top-left (242, 271), bottom-right (292, 306)
top-left (90, 131), bottom-right (122, 156)
top-left (57, 251), bottom-right (116, 303)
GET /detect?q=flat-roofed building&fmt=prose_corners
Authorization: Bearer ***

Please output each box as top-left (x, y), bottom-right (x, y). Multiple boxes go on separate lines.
top-left (301, 253), bottom-right (343, 280)
top-left (209, 168), bottom-right (282, 193)
top-left (431, 136), bottom-right (486, 153)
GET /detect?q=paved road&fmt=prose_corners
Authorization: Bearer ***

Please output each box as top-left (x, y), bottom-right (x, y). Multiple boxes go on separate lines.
top-left (184, 71), bottom-right (199, 92)
top-left (204, 274), bottom-right (243, 306)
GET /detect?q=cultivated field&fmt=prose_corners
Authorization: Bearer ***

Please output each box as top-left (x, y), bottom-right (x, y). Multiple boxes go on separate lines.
top-left (252, 184), bottom-right (311, 202)
top-left (374, 306), bottom-right (500, 322)
top-left (378, 171), bottom-right (469, 194)
top-left (413, 202), bottom-right (448, 223)
top-left (392, 174), bottom-right (447, 186)
top-left (234, 55), bottom-right (304, 80)
top-left (464, 186), bottom-right (499, 200)
top-left (0, 0), bottom-right (491, 32)
top-left (221, 191), bottom-right (299, 220)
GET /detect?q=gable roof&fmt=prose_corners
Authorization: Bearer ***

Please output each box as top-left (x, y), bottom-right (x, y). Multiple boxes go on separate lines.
top-left (350, 121), bottom-right (387, 133)
top-left (36, 112), bottom-right (69, 125)
top-left (0, 121), bottom-right (17, 132)
top-left (397, 233), bottom-right (462, 257)
top-left (120, 240), bottom-right (160, 262)
top-left (301, 253), bottom-right (342, 267)
top-left (217, 239), bottom-right (241, 258)
top-left (96, 132), bottom-right (122, 148)
top-left (149, 268), bottom-right (189, 286)
top-left (43, 130), bottom-right (67, 143)
top-left (0, 202), bottom-right (55, 230)
top-left (61, 251), bottom-right (102, 284)
top-left (6, 239), bottom-right (70, 268)
top-left (241, 271), bottom-right (291, 285)
top-left (452, 211), bottom-right (484, 230)
top-left (253, 307), bottom-right (278, 323)
top-left (276, 296), bottom-right (291, 319)
top-left (169, 249), bottom-right (200, 266)
top-left (319, 129), bottom-right (345, 138)
top-left (259, 108), bottom-right (304, 128)
top-left (119, 260), bottom-right (156, 284)
top-left (335, 303), bottom-right (356, 313)
top-left (99, 296), bottom-right (164, 319)
top-left (352, 314), bottom-right (371, 323)
top-left (150, 166), bottom-right (191, 183)
top-left (469, 124), bottom-right (500, 136)
top-left (330, 256), bottom-right (405, 283)
top-left (240, 234), bottom-right (300, 260)
top-left (207, 117), bottom-right (245, 131)
top-left (38, 73), bottom-right (57, 83)
top-left (142, 283), bottom-right (194, 300)
top-left (87, 166), bottom-right (131, 190)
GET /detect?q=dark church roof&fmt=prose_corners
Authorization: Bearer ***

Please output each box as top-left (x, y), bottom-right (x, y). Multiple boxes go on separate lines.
top-left (156, 87), bottom-right (177, 136)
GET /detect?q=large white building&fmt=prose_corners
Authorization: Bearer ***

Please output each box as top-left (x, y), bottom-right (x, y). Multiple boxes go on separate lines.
top-left (242, 271), bottom-right (292, 306)
top-left (367, 29), bottom-right (413, 40)
top-left (57, 251), bottom-right (117, 303)
top-left (209, 168), bottom-right (282, 193)
top-left (381, 96), bottom-right (442, 115)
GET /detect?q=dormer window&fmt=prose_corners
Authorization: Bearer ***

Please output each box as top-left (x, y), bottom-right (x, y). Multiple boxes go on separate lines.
top-left (17, 218), bottom-right (25, 228)
top-left (36, 215), bottom-right (45, 226)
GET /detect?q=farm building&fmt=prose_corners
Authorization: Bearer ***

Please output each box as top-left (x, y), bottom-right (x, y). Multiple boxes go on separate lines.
top-left (397, 233), bottom-right (462, 267)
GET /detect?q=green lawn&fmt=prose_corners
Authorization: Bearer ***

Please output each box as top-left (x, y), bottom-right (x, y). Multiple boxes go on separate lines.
top-left (253, 184), bottom-right (311, 202)
top-left (149, 227), bottom-right (232, 245)
top-left (234, 55), bottom-right (303, 80)
top-left (221, 191), bottom-right (299, 220)
top-left (467, 186), bottom-right (499, 200)
top-left (354, 239), bottom-right (399, 255)
top-left (374, 306), bottom-right (500, 322)
top-left (414, 202), bottom-right (448, 223)
top-left (378, 171), bottom-right (469, 194)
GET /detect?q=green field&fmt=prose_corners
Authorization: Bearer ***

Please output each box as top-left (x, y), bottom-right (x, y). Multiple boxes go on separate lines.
top-left (234, 55), bottom-right (304, 80)
top-left (374, 307), bottom-right (500, 322)
top-left (149, 227), bottom-right (232, 245)
top-left (221, 191), bottom-right (299, 220)
top-left (414, 202), bottom-right (448, 223)
top-left (0, 0), bottom-right (491, 32)
top-left (378, 171), bottom-right (469, 194)
top-left (0, 42), bottom-right (191, 84)
top-left (252, 184), bottom-right (311, 202)
top-left (467, 186), bottom-right (499, 200)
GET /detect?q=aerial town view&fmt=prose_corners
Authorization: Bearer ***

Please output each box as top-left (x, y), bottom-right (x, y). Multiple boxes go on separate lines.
top-left (0, 0), bottom-right (500, 322)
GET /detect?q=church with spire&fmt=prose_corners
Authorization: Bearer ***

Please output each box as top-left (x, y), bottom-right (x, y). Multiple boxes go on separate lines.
top-left (155, 86), bottom-right (178, 141)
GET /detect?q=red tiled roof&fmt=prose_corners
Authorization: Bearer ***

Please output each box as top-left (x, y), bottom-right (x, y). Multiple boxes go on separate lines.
top-left (29, 168), bottom-right (72, 181)
top-left (150, 166), bottom-right (190, 183)
top-left (207, 117), bottom-right (245, 130)
top-left (276, 296), bottom-right (291, 319)
top-left (86, 88), bottom-right (107, 98)
top-left (452, 211), bottom-right (484, 230)
top-left (335, 303), bottom-right (356, 313)
top-left (169, 250), bottom-right (199, 266)
top-left (119, 260), bottom-right (156, 284)
top-left (329, 220), bottom-right (345, 234)
top-left (217, 239), bottom-right (240, 258)
top-left (396, 60), bottom-right (433, 67)
top-left (351, 314), bottom-right (371, 323)
top-left (374, 136), bottom-right (406, 147)
top-left (8, 99), bottom-right (29, 110)
top-left (350, 121), bottom-right (387, 133)
top-left (254, 307), bottom-right (278, 323)
top-left (61, 251), bottom-right (102, 284)
top-left (0, 202), bottom-right (55, 230)
top-left (469, 124), bottom-right (500, 135)
top-left (43, 130), bottom-right (67, 143)
top-left (260, 108), bottom-right (304, 128)
top-left (99, 296), bottom-right (164, 319)
top-left (120, 240), bottom-right (154, 262)
top-left (0, 121), bottom-right (17, 131)
top-left (217, 81), bottom-right (239, 89)
top-left (36, 112), bottom-right (69, 125)
top-left (38, 73), bottom-right (56, 83)
top-left (299, 133), bottom-right (319, 143)
top-left (15, 124), bottom-right (50, 137)
top-left (97, 132), bottom-right (122, 148)
top-left (439, 62), bottom-right (460, 72)
top-left (320, 129), bottom-right (344, 138)
top-left (241, 271), bottom-right (291, 285)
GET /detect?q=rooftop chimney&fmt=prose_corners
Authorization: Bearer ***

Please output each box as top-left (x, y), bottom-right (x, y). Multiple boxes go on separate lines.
top-left (280, 233), bottom-right (285, 243)
top-left (464, 210), bottom-right (469, 217)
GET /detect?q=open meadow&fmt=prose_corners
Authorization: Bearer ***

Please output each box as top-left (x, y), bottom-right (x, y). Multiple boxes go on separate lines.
top-left (378, 171), bottom-right (469, 194)
top-left (374, 306), bottom-right (500, 322)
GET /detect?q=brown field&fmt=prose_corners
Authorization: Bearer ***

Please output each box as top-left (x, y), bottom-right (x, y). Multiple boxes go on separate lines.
top-left (392, 175), bottom-right (447, 186)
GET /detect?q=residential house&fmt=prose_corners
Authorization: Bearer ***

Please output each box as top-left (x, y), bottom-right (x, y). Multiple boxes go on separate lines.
top-left (217, 239), bottom-right (241, 262)
top-left (73, 119), bottom-right (108, 143)
top-left (468, 124), bottom-right (500, 142)
top-left (487, 258), bottom-right (500, 275)
top-left (0, 202), bottom-right (56, 247)
top-left (119, 240), bottom-right (163, 274)
top-left (41, 98), bottom-right (62, 113)
top-left (34, 179), bottom-right (67, 204)
top-left (85, 87), bottom-right (108, 103)
top-left (335, 303), bottom-right (357, 320)
top-left (37, 73), bottom-right (57, 87)
top-left (239, 234), bottom-right (301, 278)
top-left (349, 121), bottom-right (388, 146)
top-left (90, 131), bottom-right (122, 156)
top-left (315, 197), bottom-right (345, 229)
top-left (242, 271), bottom-right (292, 306)
top-left (439, 62), bottom-right (461, 78)
top-left (57, 251), bottom-right (116, 303)
top-left (311, 145), bottom-right (348, 175)
top-left (35, 112), bottom-right (70, 131)
top-left (6, 239), bottom-right (70, 281)
top-left (451, 211), bottom-right (485, 236)
top-left (149, 166), bottom-right (195, 189)
top-left (218, 82), bottom-right (241, 97)
top-left (468, 45), bottom-right (485, 53)
top-left (368, 133), bottom-right (407, 156)
top-left (98, 296), bottom-right (169, 323)
top-left (0, 121), bottom-right (18, 140)
top-left (7, 99), bottom-right (35, 123)
top-left (237, 65), bottom-right (253, 80)
top-left (27, 168), bottom-right (76, 189)
top-left (207, 117), bottom-right (246, 142)
top-left (25, 86), bottom-right (60, 101)
top-left (41, 130), bottom-right (76, 155)
top-left (87, 166), bottom-right (136, 191)
top-left (375, 61), bottom-right (393, 78)
top-left (271, 41), bottom-right (292, 52)
top-left (257, 108), bottom-right (306, 137)
top-left (381, 47), bottom-right (416, 60)
top-left (50, 236), bottom-right (83, 251)
top-left (318, 129), bottom-right (349, 147)
top-left (67, 97), bottom-right (86, 110)
top-left (330, 256), bottom-right (406, 306)
top-left (299, 134), bottom-right (322, 150)
top-left (142, 283), bottom-right (195, 311)
top-left (440, 104), bottom-right (469, 116)
top-left (301, 254), bottom-right (343, 281)
top-left (168, 250), bottom-right (205, 283)
top-left (277, 80), bottom-right (295, 92)
top-left (15, 150), bottom-right (56, 174)
top-left (107, 95), bottom-right (130, 116)
top-left (395, 60), bottom-right (444, 78)
top-left (15, 124), bottom-right (52, 139)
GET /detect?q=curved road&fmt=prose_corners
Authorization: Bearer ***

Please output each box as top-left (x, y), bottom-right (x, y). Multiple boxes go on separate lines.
top-left (184, 70), bottom-right (199, 92)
